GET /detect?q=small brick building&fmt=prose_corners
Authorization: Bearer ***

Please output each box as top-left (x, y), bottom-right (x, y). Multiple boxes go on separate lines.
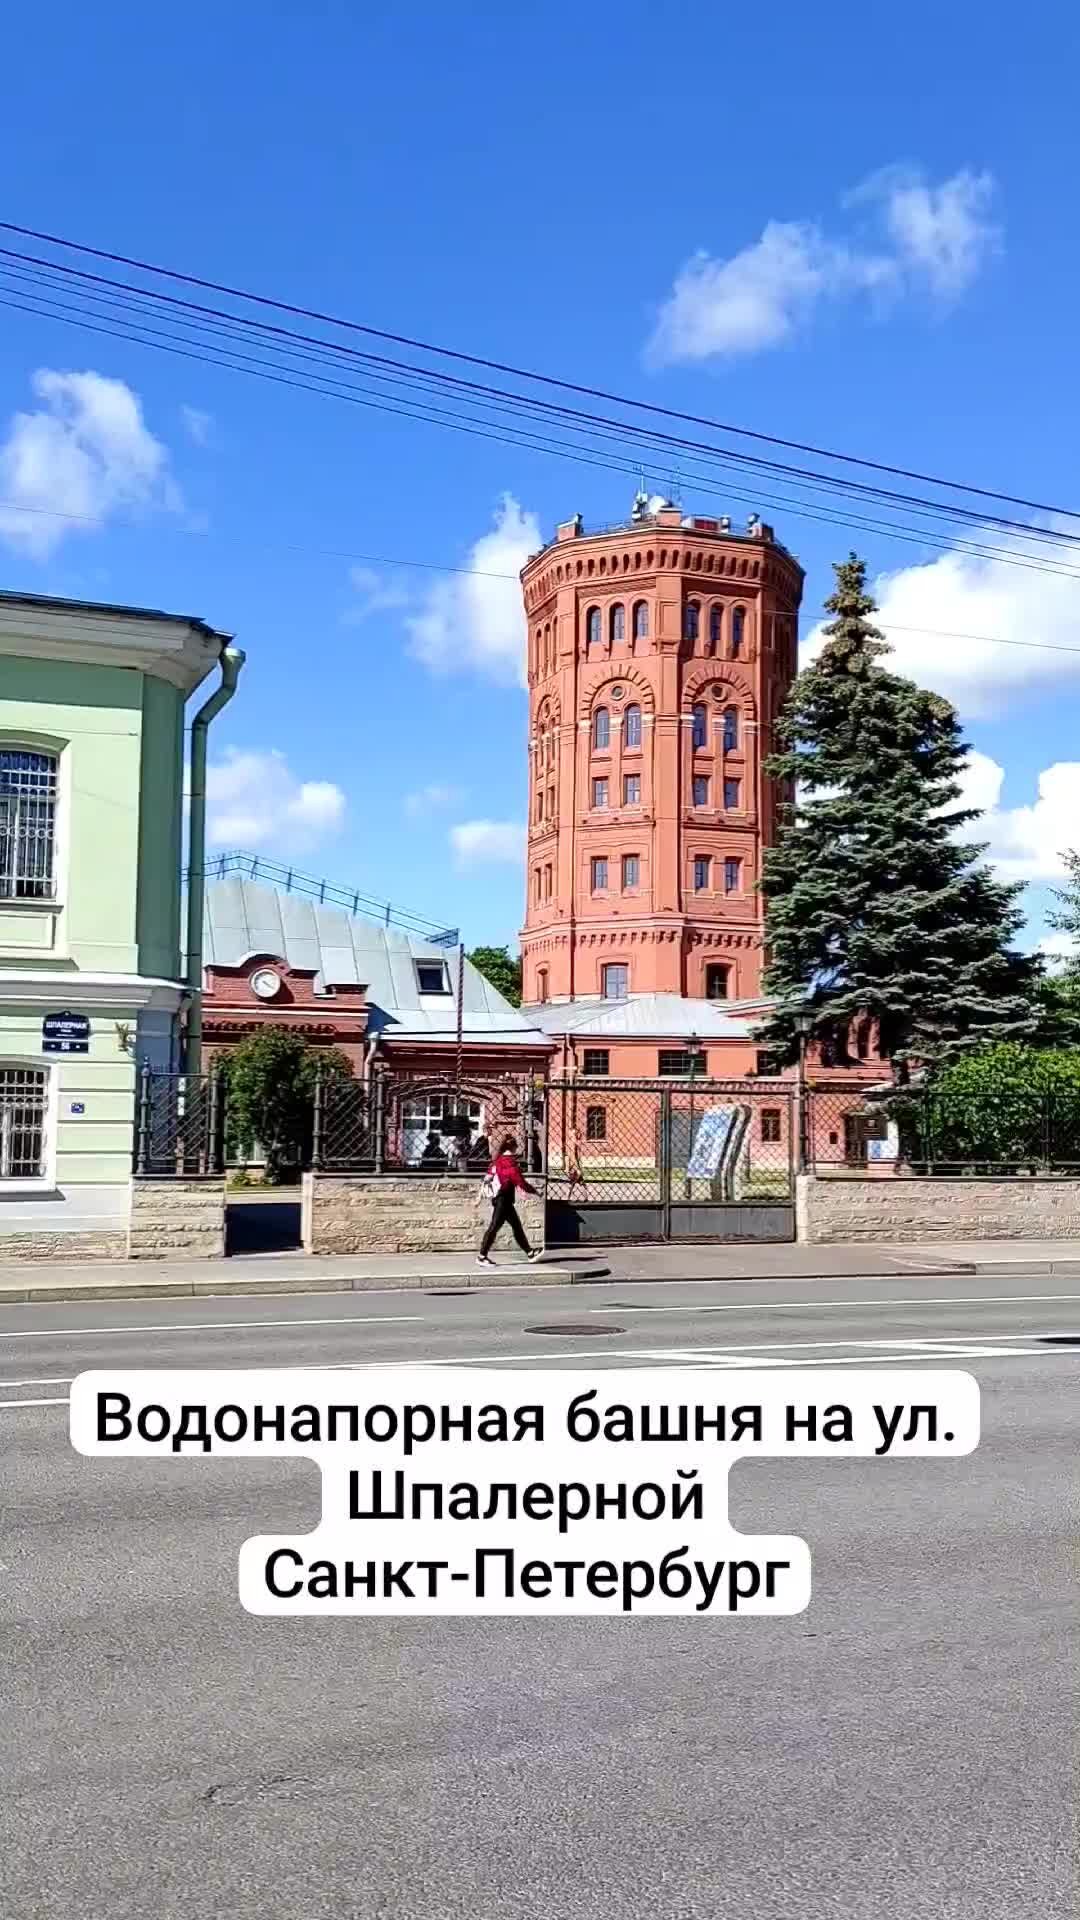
top-left (201, 876), bottom-right (552, 1163)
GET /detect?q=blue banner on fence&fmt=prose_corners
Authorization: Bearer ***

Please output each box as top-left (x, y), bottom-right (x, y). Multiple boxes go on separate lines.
top-left (686, 1106), bottom-right (738, 1179)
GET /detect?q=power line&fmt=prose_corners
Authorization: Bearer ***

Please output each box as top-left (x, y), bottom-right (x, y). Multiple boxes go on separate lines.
top-left (0, 502), bottom-right (1077, 666)
top-left (4, 216), bottom-right (1078, 528)
top-left (0, 225), bottom-right (1077, 657)
top-left (3, 242), bottom-right (1079, 568)
top-left (3, 267), bottom-right (1080, 588)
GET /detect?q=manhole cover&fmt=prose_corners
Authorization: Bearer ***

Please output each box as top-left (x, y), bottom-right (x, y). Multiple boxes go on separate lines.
top-left (525, 1324), bottom-right (624, 1336)
top-left (1038, 1335), bottom-right (1080, 1345)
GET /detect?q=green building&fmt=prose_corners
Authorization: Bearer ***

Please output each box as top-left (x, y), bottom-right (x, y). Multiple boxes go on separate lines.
top-left (0, 589), bottom-right (239, 1248)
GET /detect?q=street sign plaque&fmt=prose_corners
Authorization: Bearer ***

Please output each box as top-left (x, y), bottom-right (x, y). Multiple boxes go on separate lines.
top-left (42, 1011), bottom-right (90, 1055)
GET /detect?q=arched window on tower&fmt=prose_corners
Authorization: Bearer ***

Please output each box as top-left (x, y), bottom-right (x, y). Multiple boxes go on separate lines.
top-left (624, 703), bottom-right (642, 750)
top-left (610, 604), bottom-right (625, 646)
top-left (709, 605), bottom-right (722, 655)
top-left (684, 601), bottom-right (700, 643)
top-left (692, 702), bottom-right (708, 750)
top-left (593, 706), bottom-right (610, 751)
top-left (632, 601), bottom-right (649, 643)
top-left (586, 607), bottom-right (601, 652)
top-left (723, 706), bottom-right (739, 751)
top-left (731, 607), bottom-right (745, 660)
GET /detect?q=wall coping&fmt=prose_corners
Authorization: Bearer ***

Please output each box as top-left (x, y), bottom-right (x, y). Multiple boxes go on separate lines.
top-left (803, 1172), bottom-right (1080, 1186)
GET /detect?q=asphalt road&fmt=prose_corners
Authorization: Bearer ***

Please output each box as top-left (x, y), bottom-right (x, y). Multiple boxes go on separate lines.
top-left (2, 1270), bottom-right (1077, 1919)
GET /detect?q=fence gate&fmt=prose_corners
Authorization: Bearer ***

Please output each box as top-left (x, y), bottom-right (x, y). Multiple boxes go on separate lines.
top-left (544, 1078), bottom-right (795, 1244)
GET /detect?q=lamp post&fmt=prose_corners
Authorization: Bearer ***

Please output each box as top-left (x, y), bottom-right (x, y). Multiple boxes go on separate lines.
top-left (793, 1010), bottom-right (814, 1176)
top-left (685, 1031), bottom-right (699, 1200)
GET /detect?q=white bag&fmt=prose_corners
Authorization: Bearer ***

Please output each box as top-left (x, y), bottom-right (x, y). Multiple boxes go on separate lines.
top-left (479, 1167), bottom-right (502, 1204)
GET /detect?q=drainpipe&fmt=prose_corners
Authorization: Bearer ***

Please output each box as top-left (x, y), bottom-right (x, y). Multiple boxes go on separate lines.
top-left (185, 644), bottom-right (245, 1075)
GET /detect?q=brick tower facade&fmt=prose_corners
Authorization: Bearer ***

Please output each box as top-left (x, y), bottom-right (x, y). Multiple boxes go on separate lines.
top-left (520, 501), bottom-right (804, 1008)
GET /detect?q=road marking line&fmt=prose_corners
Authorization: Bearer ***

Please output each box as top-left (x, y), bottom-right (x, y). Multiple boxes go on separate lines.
top-left (2, 1291), bottom-right (1075, 1348)
top-left (0, 1396), bottom-right (68, 1408)
top-left (589, 1292), bottom-right (1080, 1315)
top-left (0, 1376), bottom-right (78, 1388)
top-left (1, 1337), bottom-right (1076, 1410)
top-left (0, 1312), bottom-right (426, 1341)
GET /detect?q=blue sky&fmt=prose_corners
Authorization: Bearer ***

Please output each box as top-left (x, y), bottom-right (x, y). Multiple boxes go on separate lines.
top-left (1, 0), bottom-right (1079, 955)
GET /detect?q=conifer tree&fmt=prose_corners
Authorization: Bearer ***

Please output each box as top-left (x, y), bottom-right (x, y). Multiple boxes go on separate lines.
top-left (760, 554), bottom-right (1036, 1080)
top-left (1046, 849), bottom-right (1080, 984)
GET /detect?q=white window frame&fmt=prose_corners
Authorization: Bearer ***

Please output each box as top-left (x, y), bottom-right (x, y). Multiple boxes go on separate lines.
top-left (0, 1060), bottom-right (55, 1188)
top-left (0, 735), bottom-right (69, 917)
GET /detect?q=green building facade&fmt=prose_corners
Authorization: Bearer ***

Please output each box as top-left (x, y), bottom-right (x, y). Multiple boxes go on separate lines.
top-left (0, 591), bottom-right (233, 1241)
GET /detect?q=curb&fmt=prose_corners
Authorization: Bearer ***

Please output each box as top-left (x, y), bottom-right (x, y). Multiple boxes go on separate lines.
top-left (0, 1264), bottom-right (613, 1305)
top-left (0, 1253), bottom-right (1075, 1308)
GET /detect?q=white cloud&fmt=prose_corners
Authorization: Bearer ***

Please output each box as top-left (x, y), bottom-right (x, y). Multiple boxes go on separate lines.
top-left (967, 759), bottom-right (1080, 883)
top-left (647, 223), bottom-right (889, 364)
top-left (1038, 932), bottom-right (1075, 968)
top-left (404, 783), bottom-right (464, 819)
top-left (406, 494), bottom-right (540, 685)
top-left (858, 165), bottom-right (1000, 298)
top-left (207, 748), bottom-right (346, 851)
top-left (449, 819), bottom-right (526, 866)
top-left (346, 564), bottom-right (409, 624)
top-left (180, 405), bottom-right (213, 446)
top-left (800, 526), bottom-right (1080, 720)
top-left (955, 747), bottom-right (1006, 817)
top-left (0, 369), bottom-right (180, 557)
top-left (647, 166), bottom-right (999, 363)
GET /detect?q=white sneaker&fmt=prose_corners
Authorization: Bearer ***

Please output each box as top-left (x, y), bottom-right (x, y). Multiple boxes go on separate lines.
top-left (527, 1249), bottom-right (543, 1263)
top-left (476, 1255), bottom-right (494, 1267)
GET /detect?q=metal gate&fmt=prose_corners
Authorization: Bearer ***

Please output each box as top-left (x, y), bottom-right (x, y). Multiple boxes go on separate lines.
top-left (544, 1078), bottom-right (795, 1244)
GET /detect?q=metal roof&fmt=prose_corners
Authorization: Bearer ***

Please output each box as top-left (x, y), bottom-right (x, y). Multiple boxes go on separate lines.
top-left (525, 992), bottom-right (772, 1040)
top-left (0, 586), bottom-right (229, 639)
top-left (203, 876), bottom-right (549, 1048)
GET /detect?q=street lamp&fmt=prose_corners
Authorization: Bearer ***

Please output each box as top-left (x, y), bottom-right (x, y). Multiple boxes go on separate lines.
top-left (793, 1009), bottom-right (814, 1175)
top-left (685, 1032), bottom-right (700, 1199)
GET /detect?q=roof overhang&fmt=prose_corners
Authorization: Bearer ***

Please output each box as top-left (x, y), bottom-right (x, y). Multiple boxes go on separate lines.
top-left (0, 591), bottom-right (230, 694)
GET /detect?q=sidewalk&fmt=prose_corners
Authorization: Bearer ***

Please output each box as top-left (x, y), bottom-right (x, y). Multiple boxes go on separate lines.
top-left (0, 1238), bottom-right (1078, 1303)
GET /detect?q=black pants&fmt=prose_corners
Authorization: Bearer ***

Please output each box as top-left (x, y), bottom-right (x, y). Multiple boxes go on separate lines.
top-left (480, 1184), bottom-right (532, 1257)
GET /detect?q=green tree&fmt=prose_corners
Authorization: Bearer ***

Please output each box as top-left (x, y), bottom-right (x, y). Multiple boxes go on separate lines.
top-left (468, 944), bottom-right (522, 1007)
top-left (904, 1042), bottom-right (1080, 1168)
top-left (1047, 849), bottom-right (1080, 983)
top-left (761, 554), bottom-right (1036, 1081)
top-left (219, 1028), bottom-right (352, 1183)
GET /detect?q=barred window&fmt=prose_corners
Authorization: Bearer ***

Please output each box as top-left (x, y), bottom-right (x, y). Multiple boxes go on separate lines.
top-left (658, 1048), bottom-right (707, 1078)
top-left (0, 1067), bottom-right (47, 1178)
top-left (0, 750), bottom-right (58, 900)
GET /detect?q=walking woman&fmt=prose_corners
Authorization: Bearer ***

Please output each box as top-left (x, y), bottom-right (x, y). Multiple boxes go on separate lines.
top-left (477, 1135), bottom-right (542, 1266)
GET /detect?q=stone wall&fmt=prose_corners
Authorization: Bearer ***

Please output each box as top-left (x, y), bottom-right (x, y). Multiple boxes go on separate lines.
top-left (0, 1229), bottom-right (126, 1263)
top-left (128, 1178), bottom-right (227, 1259)
top-left (303, 1174), bottom-right (544, 1256)
top-left (797, 1172), bottom-right (1080, 1243)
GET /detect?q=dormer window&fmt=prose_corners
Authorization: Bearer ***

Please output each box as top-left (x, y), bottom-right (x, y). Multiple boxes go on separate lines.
top-left (415, 961), bottom-right (450, 995)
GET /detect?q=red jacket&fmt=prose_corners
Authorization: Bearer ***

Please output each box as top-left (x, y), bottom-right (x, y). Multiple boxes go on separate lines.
top-left (491, 1153), bottom-right (534, 1195)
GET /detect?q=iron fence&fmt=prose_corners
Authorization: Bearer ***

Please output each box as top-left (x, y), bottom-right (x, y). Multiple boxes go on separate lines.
top-left (545, 1078), bottom-right (795, 1206)
top-left (806, 1083), bottom-right (1080, 1174)
top-left (133, 1068), bottom-right (223, 1177)
top-left (313, 1065), bottom-right (544, 1174)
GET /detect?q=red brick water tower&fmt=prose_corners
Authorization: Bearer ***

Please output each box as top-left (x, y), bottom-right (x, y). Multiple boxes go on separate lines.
top-left (519, 498), bottom-right (804, 1010)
